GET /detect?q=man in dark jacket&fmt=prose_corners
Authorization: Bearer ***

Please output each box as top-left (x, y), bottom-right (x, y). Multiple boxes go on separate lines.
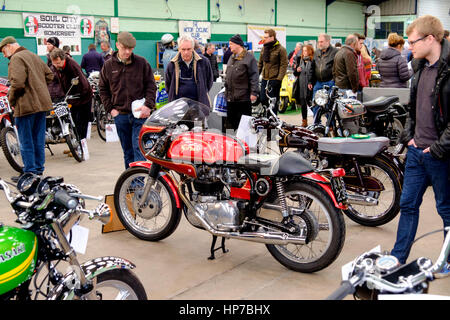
top-left (332, 34), bottom-right (360, 94)
top-left (391, 15), bottom-right (450, 275)
top-left (165, 34), bottom-right (213, 108)
top-left (258, 28), bottom-right (288, 114)
top-left (99, 31), bottom-right (157, 169)
top-left (204, 43), bottom-right (219, 81)
top-left (46, 36), bottom-right (65, 102)
top-left (1, 36), bottom-right (53, 177)
top-left (224, 34), bottom-right (259, 130)
top-left (81, 44), bottom-right (104, 76)
top-left (100, 41), bottom-right (114, 61)
top-left (50, 48), bottom-right (93, 141)
top-left (308, 33), bottom-right (338, 122)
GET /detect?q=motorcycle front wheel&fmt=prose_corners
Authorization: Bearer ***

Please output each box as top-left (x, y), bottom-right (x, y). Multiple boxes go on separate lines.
top-left (65, 122), bottom-right (84, 162)
top-left (114, 166), bottom-right (182, 241)
top-left (264, 181), bottom-right (346, 273)
top-left (95, 102), bottom-right (113, 142)
top-left (0, 126), bottom-right (24, 173)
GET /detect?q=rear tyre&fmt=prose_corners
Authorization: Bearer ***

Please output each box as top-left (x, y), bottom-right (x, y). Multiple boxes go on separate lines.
top-left (65, 122), bottom-right (84, 162)
top-left (0, 126), bottom-right (23, 173)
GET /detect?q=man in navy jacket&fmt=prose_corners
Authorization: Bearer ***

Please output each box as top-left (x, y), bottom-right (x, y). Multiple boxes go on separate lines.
top-left (81, 44), bottom-right (104, 76)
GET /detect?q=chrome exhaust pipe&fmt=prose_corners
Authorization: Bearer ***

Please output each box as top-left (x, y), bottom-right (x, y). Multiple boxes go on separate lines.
top-left (347, 194), bottom-right (378, 206)
top-left (177, 180), bottom-right (306, 245)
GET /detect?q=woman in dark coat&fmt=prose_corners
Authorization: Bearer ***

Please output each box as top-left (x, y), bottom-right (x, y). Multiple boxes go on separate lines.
top-left (293, 45), bottom-right (314, 127)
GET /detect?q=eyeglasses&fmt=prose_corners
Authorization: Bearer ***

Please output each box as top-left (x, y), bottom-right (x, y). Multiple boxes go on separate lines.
top-left (409, 35), bottom-right (428, 47)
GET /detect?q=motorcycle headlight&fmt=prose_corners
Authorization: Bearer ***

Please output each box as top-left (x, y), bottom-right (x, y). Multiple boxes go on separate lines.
top-left (314, 89), bottom-right (329, 106)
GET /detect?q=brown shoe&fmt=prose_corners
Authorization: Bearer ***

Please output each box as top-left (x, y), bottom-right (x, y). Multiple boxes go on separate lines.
top-left (67, 152), bottom-right (73, 157)
top-left (301, 119), bottom-right (308, 127)
top-left (63, 149), bottom-right (71, 154)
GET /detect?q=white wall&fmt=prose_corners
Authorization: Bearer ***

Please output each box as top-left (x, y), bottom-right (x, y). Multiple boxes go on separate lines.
top-left (417, 0), bottom-right (450, 29)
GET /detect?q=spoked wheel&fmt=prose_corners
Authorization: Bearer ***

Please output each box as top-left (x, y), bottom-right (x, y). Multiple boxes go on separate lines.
top-left (264, 182), bottom-right (346, 273)
top-left (96, 103), bottom-right (113, 142)
top-left (92, 269), bottom-right (147, 300)
top-left (343, 157), bottom-right (401, 227)
top-left (65, 122), bottom-right (84, 162)
top-left (278, 96), bottom-right (289, 113)
top-left (0, 126), bottom-right (24, 173)
top-left (113, 166), bottom-right (181, 241)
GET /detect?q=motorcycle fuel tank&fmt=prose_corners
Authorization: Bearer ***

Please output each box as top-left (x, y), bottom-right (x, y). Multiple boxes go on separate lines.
top-left (168, 131), bottom-right (249, 164)
top-left (0, 225), bottom-right (37, 295)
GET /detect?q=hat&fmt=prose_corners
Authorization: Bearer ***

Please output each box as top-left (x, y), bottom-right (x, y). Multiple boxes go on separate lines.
top-left (46, 37), bottom-right (60, 48)
top-left (0, 36), bottom-right (17, 51)
top-left (229, 34), bottom-right (244, 47)
top-left (117, 31), bottom-right (136, 48)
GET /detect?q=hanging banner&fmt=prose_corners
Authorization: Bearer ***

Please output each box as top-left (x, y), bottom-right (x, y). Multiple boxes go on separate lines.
top-left (23, 13), bottom-right (94, 38)
top-left (178, 20), bottom-right (211, 43)
top-left (95, 19), bottom-right (111, 47)
top-left (247, 25), bottom-right (286, 52)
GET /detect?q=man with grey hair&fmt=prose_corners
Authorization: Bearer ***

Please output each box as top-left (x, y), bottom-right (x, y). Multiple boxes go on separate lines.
top-left (332, 34), bottom-right (360, 94)
top-left (204, 43), bottom-right (219, 81)
top-left (308, 33), bottom-right (338, 123)
top-left (100, 40), bottom-right (113, 61)
top-left (165, 34), bottom-right (213, 107)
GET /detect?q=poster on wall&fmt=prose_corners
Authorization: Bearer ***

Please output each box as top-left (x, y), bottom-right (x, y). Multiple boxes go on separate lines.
top-left (36, 37), bottom-right (81, 56)
top-left (95, 19), bottom-right (111, 46)
top-left (247, 25), bottom-right (286, 52)
top-left (178, 20), bottom-right (211, 43)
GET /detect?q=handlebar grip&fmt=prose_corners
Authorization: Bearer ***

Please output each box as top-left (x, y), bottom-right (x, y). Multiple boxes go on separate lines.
top-left (54, 189), bottom-right (78, 210)
top-left (325, 281), bottom-right (356, 300)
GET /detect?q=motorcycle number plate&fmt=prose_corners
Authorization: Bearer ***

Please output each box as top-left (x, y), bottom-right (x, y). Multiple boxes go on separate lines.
top-left (331, 177), bottom-right (347, 203)
top-left (55, 105), bottom-right (69, 118)
top-left (69, 224), bottom-right (89, 255)
top-left (0, 97), bottom-right (8, 110)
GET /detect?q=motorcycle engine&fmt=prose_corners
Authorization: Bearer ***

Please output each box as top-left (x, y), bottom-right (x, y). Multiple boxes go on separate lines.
top-left (186, 166), bottom-right (246, 231)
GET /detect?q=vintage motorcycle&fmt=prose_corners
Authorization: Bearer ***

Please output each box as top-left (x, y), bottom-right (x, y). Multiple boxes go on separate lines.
top-left (88, 71), bottom-right (114, 141)
top-left (45, 78), bottom-right (84, 162)
top-left (326, 227), bottom-right (450, 300)
top-left (0, 80), bottom-right (23, 173)
top-left (309, 86), bottom-right (407, 146)
top-left (251, 108), bottom-right (403, 227)
top-left (113, 98), bottom-right (349, 273)
top-left (0, 174), bottom-right (147, 300)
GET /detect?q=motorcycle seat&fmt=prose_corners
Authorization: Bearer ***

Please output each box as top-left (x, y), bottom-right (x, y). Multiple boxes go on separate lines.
top-left (363, 96), bottom-right (399, 113)
top-left (237, 151), bottom-right (314, 176)
top-left (318, 136), bottom-right (389, 157)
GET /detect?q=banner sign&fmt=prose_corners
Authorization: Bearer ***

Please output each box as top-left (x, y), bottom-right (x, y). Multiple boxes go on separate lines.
top-left (36, 37), bottom-right (81, 56)
top-left (247, 25), bottom-right (286, 52)
top-left (178, 20), bottom-right (211, 43)
top-left (23, 13), bottom-right (95, 38)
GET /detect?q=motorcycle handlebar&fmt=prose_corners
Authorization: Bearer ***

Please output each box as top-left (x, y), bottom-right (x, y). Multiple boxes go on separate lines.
top-left (326, 280), bottom-right (356, 300)
top-left (54, 189), bottom-right (78, 210)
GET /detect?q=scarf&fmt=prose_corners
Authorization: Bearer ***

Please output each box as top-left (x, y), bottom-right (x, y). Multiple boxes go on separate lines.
top-left (263, 40), bottom-right (277, 63)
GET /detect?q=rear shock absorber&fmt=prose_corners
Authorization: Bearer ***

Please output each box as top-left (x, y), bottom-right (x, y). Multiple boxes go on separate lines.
top-left (275, 179), bottom-right (289, 219)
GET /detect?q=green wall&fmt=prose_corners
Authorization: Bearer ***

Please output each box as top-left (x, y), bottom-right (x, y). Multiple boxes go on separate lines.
top-left (0, 0), bottom-right (366, 76)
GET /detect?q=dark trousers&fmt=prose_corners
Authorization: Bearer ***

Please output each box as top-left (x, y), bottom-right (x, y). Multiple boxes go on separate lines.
top-left (391, 146), bottom-right (450, 264)
top-left (297, 97), bottom-right (309, 120)
top-left (71, 100), bottom-right (92, 140)
top-left (225, 101), bottom-right (252, 132)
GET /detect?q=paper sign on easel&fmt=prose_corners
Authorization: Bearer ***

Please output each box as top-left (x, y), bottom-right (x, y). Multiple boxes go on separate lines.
top-left (81, 138), bottom-right (89, 160)
top-left (105, 123), bottom-right (120, 142)
top-left (86, 122), bottom-right (92, 140)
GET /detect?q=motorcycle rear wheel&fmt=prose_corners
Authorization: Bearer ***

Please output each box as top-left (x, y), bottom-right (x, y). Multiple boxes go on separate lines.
top-left (265, 181), bottom-right (346, 273)
top-left (114, 166), bottom-right (181, 241)
top-left (65, 122), bottom-right (84, 162)
top-left (95, 101), bottom-right (113, 142)
top-left (0, 126), bottom-right (24, 173)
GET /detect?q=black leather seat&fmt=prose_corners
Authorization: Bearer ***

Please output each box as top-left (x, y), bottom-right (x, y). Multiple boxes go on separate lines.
top-left (363, 96), bottom-right (399, 113)
top-left (237, 152), bottom-right (314, 176)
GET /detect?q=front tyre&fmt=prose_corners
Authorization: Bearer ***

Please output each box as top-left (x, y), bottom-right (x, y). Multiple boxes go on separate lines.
top-left (65, 122), bottom-right (84, 162)
top-left (265, 182), bottom-right (346, 273)
top-left (114, 166), bottom-right (182, 241)
top-left (93, 269), bottom-right (147, 300)
top-left (0, 126), bottom-right (23, 173)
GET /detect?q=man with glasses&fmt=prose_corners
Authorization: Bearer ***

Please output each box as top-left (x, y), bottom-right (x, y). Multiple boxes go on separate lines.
top-left (391, 15), bottom-right (450, 277)
top-left (165, 34), bottom-right (213, 107)
top-left (99, 31), bottom-right (157, 169)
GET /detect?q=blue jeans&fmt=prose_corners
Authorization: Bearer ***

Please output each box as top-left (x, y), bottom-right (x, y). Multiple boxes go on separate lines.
top-left (311, 80), bottom-right (335, 124)
top-left (391, 146), bottom-right (450, 264)
top-left (15, 111), bottom-right (46, 174)
top-left (114, 114), bottom-right (146, 169)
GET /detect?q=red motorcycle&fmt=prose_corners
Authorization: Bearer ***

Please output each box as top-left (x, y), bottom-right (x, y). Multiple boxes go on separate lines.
top-left (113, 98), bottom-right (348, 273)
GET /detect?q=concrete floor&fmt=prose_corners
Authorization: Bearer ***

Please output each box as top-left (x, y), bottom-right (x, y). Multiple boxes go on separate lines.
top-left (0, 113), bottom-right (448, 300)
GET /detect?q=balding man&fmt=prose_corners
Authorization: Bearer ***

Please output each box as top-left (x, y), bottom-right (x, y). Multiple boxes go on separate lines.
top-left (332, 34), bottom-right (360, 94)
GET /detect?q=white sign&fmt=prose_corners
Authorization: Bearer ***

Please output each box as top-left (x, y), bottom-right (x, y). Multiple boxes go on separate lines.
top-left (178, 20), bottom-right (211, 43)
top-left (23, 13), bottom-right (95, 38)
top-left (36, 36), bottom-right (81, 56)
top-left (110, 17), bottom-right (120, 34)
top-left (247, 25), bottom-right (286, 52)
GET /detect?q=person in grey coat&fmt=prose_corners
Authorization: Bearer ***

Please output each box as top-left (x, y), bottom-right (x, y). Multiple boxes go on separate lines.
top-left (377, 33), bottom-right (413, 88)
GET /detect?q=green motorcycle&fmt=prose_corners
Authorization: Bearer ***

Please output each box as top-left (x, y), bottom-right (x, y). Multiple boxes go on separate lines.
top-left (0, 174), bottom-right (147, 300)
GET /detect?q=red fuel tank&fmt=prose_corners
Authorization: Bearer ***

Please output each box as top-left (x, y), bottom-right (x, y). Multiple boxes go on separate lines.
top-left (167, 131), bottom-right (249, 164)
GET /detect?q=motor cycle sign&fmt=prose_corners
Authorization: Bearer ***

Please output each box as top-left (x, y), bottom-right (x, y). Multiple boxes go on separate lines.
top-left (179, 20), bottom-right (211, 42)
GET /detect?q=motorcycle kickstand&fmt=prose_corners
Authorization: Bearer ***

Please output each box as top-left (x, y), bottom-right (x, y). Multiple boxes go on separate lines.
top-left (46, 144), bottom-right (54, 156)
top-left (207, 235), bottom-right (228, 260)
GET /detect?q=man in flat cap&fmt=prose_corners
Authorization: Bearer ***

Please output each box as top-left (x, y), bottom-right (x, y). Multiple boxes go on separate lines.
top-left (224, 34), bottom-right (259, 130)
top-left (99, 31), bottom-right (157, 168)
top-left (0, 36), bottom-right (54, 177)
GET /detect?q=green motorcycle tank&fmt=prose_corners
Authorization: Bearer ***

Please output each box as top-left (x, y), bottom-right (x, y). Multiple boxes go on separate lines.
top-left (0, 225), bottom-right (37, 295)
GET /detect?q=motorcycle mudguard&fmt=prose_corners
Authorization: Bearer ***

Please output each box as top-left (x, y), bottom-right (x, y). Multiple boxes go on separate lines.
top-left (129, 161), bottom-right (181, 208)
top-left (47, 256), bottom-right (136, 300)
top-left (301, 172), bottom-right (347, 210)
top-left (0, 114), bottom-right (11, 128)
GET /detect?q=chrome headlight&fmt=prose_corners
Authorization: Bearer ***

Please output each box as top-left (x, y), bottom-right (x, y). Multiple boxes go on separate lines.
top-left (314, 89), bottom-right (329, 106)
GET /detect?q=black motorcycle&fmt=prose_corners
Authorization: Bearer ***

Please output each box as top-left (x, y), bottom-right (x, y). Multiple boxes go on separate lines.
top-left (309, 86), bottom-right (407, 147)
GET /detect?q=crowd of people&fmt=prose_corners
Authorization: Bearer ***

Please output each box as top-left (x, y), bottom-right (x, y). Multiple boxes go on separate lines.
top-left (0, 14), bottom-right (449, 275)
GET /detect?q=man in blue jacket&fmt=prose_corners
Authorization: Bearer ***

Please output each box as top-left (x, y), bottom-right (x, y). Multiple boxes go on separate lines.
top-left (81, 43), bottom-right (104, 76)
